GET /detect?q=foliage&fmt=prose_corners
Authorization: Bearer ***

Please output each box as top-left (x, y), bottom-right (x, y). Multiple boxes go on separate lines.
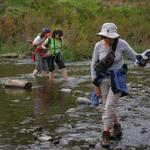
top-left (0, 0), bottom-right (150, 60)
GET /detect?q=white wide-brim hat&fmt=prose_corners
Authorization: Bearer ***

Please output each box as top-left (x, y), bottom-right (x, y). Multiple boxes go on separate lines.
top-left (97, 23), bottom-right (120, 39)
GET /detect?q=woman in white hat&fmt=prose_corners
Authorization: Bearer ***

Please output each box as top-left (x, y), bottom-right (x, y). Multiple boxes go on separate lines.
top-left (91, 23), bottom-right (138, 148)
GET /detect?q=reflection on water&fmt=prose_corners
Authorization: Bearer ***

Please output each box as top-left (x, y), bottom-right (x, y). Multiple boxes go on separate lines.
top-left (0, 59), bottom-right (77, 148)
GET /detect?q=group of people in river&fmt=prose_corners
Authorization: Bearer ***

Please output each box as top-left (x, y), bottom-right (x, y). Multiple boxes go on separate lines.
top-left (30, 28), bottom-right (68, 81)
top-left (30, 23), bottom-right (150, 149)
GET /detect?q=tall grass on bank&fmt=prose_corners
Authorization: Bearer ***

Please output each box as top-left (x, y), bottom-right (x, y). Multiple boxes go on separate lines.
top-left (0, 0), bottom-right (149, 60)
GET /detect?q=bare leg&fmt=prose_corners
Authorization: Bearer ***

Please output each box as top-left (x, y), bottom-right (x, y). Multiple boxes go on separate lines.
top-left (32, 69), bottom-right (38, 77)
top-left (114, 114), bottom-right (119, 124)
top-left (61, 68), bottom-right (68, 81)
top-left (49, 71), bottom-right (55, 81)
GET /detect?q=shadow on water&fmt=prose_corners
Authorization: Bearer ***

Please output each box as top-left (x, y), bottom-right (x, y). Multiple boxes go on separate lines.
top-left (0, 58), bottom-right (150, 150)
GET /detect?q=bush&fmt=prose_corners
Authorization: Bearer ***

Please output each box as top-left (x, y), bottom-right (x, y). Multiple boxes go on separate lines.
top-left (0, 0), bottom-right (149, 60)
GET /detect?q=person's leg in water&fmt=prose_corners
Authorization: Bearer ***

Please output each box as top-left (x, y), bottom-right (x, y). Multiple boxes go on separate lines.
top-left (100, 77), bottom-right (111, 148)
top-left (48, 55), bottom-right (55, 81)
top-left (55, 52), bottom-right (68, 81)
top-left (49, 71), bottom-right (55, 81)
top-left (33, 53), bottom-right (42, 77)
top-left (42, 57), bottom-right (49, 76)
top-left (61, 68), bottom-right (68, 81)
top-left (100, 77), bottom-right (121, 148)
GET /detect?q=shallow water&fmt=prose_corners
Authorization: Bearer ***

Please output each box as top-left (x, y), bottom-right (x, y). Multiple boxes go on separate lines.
top-left (0, 58), bottom-right (149, 150)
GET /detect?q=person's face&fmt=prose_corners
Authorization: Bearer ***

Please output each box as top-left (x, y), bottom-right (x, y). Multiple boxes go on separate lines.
top-left (56, 34), bottom-right (62, 40)
top-left (45, 32), bottom-right (51, 38)
top-left (103, 37), bottom-right (114, 45)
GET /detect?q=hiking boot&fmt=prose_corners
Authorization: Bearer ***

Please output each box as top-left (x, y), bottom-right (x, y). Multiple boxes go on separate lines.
top-left (101, 131), bottom-right (110, 149)
top-left (110, 123), bottom-right (122, 140)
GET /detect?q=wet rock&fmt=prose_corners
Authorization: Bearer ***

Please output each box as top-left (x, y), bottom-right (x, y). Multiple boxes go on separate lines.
top-left (4, 79), bottom-right (32, 89)
top-left (73, 90), bottom-right (85, 96)
top-left (34, 134), bottom-right (52, 142)
top-left (13, 126), bottom-right (19, 130)
top-left (59, 137), bottom-right (74, 145)
top-left (25, 96), bottom-right (31, 100)
top-left (137, 84), bottom-right (143, 88)
top-left (120, 115), bottom-right (128, 121)
top-left (60, 88), bottom-right (72, 93)
top-left (0, 53), bottom-right (19, 58)
top-left (50, 114), bottom-right (65, 120)
top-left (19, 128), bottom-right (30, 133)
top-left (94, 142), bottom-right (101, 149)
top-left (131, 88), bottom-right (137, 92)
top-left (20, 117), bottom-right (32, 125)
top-left (89, 143), bottom-right (96, 148)
top-left (33, 126), bottom-right (43, 132)
top-left (128, 147), bottom-right (136, 150)
top-left (67, 113), bottom-right (80, 118)
top-left (140, 128), bottom-right (147, 134)
top-left (66, 108), bottom-right (76, 113)
top-left (53, 140), bottom-right (60, 145)
top-left (127, 107), bottom-right (132, 111)
top-left (76, 97), bottom-right (91, 105)
top-left (56, 124), bottom-right (73, 134)
top-left (11, 99), bottom-right (20, 103)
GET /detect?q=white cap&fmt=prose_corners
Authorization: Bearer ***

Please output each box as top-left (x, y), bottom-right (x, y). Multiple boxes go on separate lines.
top-left (97, 23), bottom-right (120, 39)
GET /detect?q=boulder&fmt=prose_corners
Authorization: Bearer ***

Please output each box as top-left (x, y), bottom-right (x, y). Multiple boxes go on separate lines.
top-left (0, 53), bottom-right (19, 58)
top-left (4, 79), bottom-right (32, 89)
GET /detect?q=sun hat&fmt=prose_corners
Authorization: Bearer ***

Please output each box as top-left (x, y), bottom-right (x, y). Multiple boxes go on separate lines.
top-left (97, 23), bottom-right (120, 39)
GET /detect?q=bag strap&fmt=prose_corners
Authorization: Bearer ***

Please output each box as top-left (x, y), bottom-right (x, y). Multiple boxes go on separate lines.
top-left (112, 38), bottom-right (118, 53)
top-left (53, 38), bottom-right (56, 55)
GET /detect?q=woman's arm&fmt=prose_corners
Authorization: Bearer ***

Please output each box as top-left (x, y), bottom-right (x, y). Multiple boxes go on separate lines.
top-left (123, 40), bottom-right (137, 62)
top-left (91, 43), bottom-right (99, 81)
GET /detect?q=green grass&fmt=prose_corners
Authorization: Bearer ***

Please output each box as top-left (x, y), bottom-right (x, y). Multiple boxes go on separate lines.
top-left (0, 0), bottom-right (149, 60)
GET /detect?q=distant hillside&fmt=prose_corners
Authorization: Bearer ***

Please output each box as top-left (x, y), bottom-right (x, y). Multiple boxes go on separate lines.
top-left (0, 0), bottom-right (150, 60)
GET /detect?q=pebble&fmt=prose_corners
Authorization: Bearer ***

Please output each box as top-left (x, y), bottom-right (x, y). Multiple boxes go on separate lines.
top-left (35, 134), bottom-right (52, 142)
top-left (66, 108), bottom-right (76, 113)
top-left (76, 97), bottom-right (91, 105)
top-left (11, 99), bottom-right (20, 103)
top-left (60, 88), bottom-right (72, 93)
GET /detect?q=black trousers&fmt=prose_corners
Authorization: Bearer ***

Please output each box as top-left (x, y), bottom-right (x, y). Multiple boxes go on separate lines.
top-left (47, 53), bottom-right (66, 72)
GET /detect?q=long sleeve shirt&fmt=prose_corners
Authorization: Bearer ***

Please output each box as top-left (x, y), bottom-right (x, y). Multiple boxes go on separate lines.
top-left (32, 33), bottom-right (44, 46)
top-left (91, 38), bottom-right (137, 81)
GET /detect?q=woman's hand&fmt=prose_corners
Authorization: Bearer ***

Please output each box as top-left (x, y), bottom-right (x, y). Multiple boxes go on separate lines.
top-left (93, 84), bottom-right (101, 97)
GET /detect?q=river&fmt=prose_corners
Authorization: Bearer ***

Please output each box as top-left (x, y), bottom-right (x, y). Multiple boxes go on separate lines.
top-left (0, 58), bottom-right (149, 150)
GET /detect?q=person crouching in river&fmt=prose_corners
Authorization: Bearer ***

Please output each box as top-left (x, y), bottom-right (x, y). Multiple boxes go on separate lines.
top-left (91, 23), bottom-right (138, 149)
top-left (32, 28), bottom-right (51, 77)
top-left (47, 29), bottom-right (68, 81)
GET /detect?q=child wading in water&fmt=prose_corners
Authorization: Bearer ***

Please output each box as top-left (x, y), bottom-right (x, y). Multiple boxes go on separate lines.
top-left (32, 28), bottom-right (51, 77)
top-left (47, 29), bottom-right (68, 81)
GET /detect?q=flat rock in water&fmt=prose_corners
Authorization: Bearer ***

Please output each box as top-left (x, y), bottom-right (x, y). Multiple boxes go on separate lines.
top-left (66, 108), bottom-right (76, 113)
top-left (4, 79), bottom-right (32, 89)
top-left (0, 53), bottom-right (19, 58)
top-left (60, 88), bottom-right (72, 93)
top-left (76, 97), bottom-right (91, 105)
top-left (35, 134), bottom-right (52, 142)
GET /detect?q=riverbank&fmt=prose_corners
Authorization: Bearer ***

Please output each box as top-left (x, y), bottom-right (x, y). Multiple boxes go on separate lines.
top-left (0, 0), bottom-right (149, 60)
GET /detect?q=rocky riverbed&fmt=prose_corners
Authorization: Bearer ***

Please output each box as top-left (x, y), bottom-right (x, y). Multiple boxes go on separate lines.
top-left (0, 59), bottom-right (149, 150)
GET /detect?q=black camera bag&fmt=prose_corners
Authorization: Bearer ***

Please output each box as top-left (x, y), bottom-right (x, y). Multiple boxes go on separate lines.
top-left (95, 38), bottom-right (118, 74)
